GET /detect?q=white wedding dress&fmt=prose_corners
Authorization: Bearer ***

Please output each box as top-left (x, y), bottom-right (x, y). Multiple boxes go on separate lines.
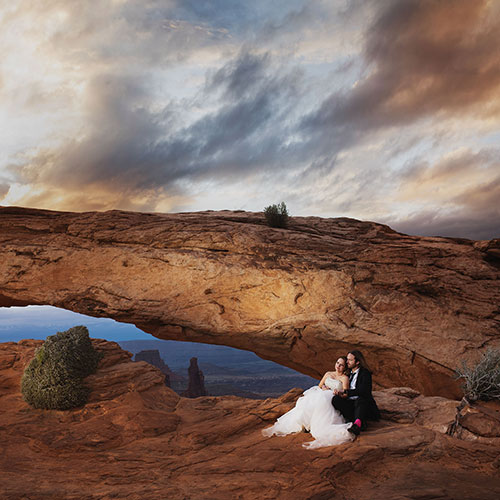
top-left (262, 377), bottom-right (354, 449)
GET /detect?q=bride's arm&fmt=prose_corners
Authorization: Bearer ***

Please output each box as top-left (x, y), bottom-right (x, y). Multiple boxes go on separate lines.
top-left (341, 375), bottom-right (349, 392)
top-left (335, 374), bottom-right (350, 397)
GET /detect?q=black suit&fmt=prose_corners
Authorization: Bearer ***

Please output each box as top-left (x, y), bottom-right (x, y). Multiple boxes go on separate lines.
top-left (331, 367), bottom-right (380, 424)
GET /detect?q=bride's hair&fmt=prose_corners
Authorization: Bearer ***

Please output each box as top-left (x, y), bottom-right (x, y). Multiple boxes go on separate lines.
top-left (339, 355), bottom-right (349, 375)
top-left (348, 350), bottom-right (371, 372)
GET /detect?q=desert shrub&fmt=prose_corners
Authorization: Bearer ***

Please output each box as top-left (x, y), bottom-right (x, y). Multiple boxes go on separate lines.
top-left (264, 201), bottom-right (289, 228)
top-left (21, 325), bottom-right (102, 410)
top-left (455, 347), bottom-right (500, 402)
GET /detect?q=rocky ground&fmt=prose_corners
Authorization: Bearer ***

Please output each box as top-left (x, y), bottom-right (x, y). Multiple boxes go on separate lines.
top-left (1, 340), bottom-right (499, 500)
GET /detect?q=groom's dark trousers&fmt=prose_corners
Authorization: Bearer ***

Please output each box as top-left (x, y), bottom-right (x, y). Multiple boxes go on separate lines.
top-left (331, 394), bottom-right (371, 423)
top-left (332, 367), bottom-right (380, 423)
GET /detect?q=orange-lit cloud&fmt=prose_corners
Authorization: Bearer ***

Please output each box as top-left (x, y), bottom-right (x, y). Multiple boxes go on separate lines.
top-left (368, 0), bottom-right (500, 114)
top-left (0, 183), bottom-right (9, 200)
top-left (388, 149), bottom-right (500, 239)
top-left (398, 149), bottom-right (499, 203)
top-left (12, 181), bottom-right (192, 214)
top-left (304, 0), bottom-right (500, 141)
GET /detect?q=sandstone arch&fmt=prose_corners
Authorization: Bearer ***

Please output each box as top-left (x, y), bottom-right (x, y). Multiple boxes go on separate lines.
top-left (1, 206), bottom-right (499, 398)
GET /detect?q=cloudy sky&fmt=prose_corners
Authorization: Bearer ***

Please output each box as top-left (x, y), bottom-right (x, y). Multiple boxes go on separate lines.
top-left (1, 0), bottom-right (499, 239)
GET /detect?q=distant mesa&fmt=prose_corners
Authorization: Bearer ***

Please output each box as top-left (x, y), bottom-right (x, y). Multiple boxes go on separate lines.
top-left (134, 349), bottom-right (175, 387)
top-left (134, 350), bottom-right (208, 398)
top-left (125, 340), bottom-right (316, 398)
top-left (0, 206), bottom-right (499, 399)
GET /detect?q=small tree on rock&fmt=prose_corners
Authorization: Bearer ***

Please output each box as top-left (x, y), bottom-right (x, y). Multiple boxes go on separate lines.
top-left (264, 202), bottom-right (289, 228)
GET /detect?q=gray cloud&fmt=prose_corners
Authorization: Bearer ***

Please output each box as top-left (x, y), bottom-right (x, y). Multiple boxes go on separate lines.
top-left (207, 51), bottom-right (271, 100)
top-left (15, 72), bottom-right (175, 190)
top-left (12, 50), bottom-right (303, 209)
top-left (300, 0), bottom-right (500, 153)
top-left (390, 209), bottom-right (500, 241)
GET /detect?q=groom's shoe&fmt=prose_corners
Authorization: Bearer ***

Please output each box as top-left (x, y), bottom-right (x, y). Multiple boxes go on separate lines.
top-left (347, 424), bottom-right (361, 436)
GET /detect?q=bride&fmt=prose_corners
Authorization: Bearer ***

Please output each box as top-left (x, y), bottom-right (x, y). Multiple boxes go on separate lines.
top-left (262, 356), bottom-right (354, 449)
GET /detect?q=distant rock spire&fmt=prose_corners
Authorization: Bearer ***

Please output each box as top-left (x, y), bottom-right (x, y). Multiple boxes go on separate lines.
top-left (182, 357), bottom-right (207, 398)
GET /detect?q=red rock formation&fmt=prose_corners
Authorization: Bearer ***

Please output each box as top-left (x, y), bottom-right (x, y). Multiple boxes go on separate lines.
top-left (0, 206), bottom-right (499, 398)
top-left (181, 356), bottom-right (207, 397)
top-left (0, 340), bottom-right (499, 499)
top-left (448, 398), bottom-right (500, 444)
top-left (134, 349), bottom-right (172, 386)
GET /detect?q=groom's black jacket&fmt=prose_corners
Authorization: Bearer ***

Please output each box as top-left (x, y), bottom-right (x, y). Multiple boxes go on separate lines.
top-left (346, 367), bottom-right (380, 421)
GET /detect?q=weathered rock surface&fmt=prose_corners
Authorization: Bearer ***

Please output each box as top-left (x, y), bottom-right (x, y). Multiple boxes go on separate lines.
top-left (449, 398), bottom-right (500, 445)
top-left (0, 206), bottom-right (499, 397)
top-left (1, 340), bottom-right (499, 500)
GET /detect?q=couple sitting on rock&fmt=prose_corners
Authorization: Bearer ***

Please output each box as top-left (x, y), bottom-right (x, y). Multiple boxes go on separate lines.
top-left (262, 350), bottom-right (380, 449)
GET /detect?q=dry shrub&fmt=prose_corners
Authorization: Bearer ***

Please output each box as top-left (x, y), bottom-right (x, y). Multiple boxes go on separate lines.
top-left (455, 348), bottom-right (500, 402)
top-left (21, 326), bottom-right (102, 410)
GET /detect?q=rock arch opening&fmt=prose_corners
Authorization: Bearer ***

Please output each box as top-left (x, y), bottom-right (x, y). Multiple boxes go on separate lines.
top-left (0, 305), bottom-right (317, 398)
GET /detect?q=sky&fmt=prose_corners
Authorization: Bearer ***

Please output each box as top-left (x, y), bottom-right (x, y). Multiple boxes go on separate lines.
top-left (0, 305), bottom-right (275, 366)
top-left (0, 305), bottom-right (150, 342)
top-left (1, 0), bottom-right (499, 241)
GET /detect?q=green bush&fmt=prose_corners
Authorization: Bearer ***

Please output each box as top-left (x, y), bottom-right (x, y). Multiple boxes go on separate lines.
top-left (264, 201), bottom-right (289, 228)
top-left (455, 347), bottom-right (500, 402)
top-left (21, 326), bottom-right (102, 410)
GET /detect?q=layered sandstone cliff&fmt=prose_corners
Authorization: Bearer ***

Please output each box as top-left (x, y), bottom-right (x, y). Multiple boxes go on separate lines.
top-left (0, 206), bottom-right (499, 397)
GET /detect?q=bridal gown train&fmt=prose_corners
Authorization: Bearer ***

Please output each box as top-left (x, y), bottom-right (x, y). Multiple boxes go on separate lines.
top-left (262, 377), bottom-right (354, 449)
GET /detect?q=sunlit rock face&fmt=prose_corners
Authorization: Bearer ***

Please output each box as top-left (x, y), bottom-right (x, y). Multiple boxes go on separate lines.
top-left (1, 206), bottom-right (499, 398)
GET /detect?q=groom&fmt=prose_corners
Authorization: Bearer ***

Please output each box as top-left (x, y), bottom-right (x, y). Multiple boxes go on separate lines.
top-left (332, 350), bottom-right (380, 436)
